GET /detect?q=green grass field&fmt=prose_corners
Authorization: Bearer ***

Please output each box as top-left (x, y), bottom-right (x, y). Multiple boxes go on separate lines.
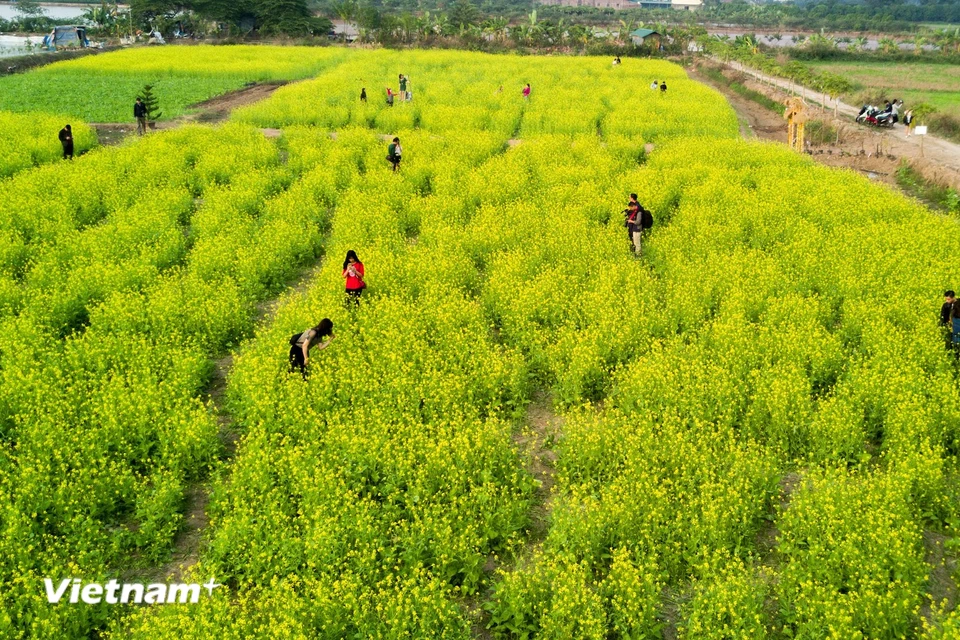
top-left (0, 45), bottom-right (348, 122)
top-left (808, 60), bottom-right (960, 117)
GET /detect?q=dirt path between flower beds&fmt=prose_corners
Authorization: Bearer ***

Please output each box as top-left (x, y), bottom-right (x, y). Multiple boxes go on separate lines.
top-left (90, 81), bottom-right (288, 144)
top-left (144, 254), bottom-right (326, 584)
top-left (462, 389), bottom-right (564, 637)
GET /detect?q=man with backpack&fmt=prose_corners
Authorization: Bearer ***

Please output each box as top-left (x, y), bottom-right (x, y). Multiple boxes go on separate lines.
top-left (624, 194), bottom-right (653, 256)
top-left (387, 137), bottom-right (402, 172)
top-left (288, 319), bottom-right (335, 379)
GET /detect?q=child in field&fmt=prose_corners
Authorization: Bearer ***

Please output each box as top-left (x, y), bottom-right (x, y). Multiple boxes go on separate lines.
top-left (289, 319), bottom-right (335, 379)
top-left (360, 87), bottom-right (367, 103)
top-left (386, 88), bottom-right (394, 106)
top-left (660, 81), bottom-right (667, 94)
top-left (522, 83), bottom-right (531, 99)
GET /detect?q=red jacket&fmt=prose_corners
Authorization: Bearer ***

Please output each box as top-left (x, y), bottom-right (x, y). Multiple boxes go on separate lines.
top-left (344, 262), bottom-right (365, 290)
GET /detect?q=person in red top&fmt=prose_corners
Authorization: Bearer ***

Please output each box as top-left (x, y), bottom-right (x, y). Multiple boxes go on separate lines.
top-left (343, 249), bottom-right (365, 305)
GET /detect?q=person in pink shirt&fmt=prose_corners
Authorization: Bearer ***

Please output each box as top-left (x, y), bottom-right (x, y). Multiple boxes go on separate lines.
top-left (522, 83), bottom-right (531, 99)
top-left (343, 249), bottom-right (366, 305)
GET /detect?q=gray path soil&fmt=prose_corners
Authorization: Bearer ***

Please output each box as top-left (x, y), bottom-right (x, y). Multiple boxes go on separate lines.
top-left (144, 254), bottom-right (327, 584)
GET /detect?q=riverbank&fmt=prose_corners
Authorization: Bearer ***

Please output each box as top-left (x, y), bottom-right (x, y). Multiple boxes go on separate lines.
top-left (0, 44), bottom-right (114, 73)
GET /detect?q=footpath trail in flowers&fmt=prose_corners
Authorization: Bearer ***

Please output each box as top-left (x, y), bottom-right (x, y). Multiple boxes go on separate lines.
top-left (3, 46), bottom-right (960, 639)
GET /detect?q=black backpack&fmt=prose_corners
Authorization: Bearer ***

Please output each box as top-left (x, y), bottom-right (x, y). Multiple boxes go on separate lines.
top-left (640, 207), bottom-right (654, 230)
top-left (289, 332), bottom-right (303, 346)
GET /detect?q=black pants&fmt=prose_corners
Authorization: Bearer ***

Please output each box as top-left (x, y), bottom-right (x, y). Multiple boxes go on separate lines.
top-left (346, 288), bottom-right (362, 306)
top-left (289, 345), bottom-right (306, 379)
top-left (62, 144), bottom-right (73, 159)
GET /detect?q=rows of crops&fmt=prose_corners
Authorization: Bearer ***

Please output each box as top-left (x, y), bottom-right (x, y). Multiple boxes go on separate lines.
top-left (2, 46), bottom-right (960, 639)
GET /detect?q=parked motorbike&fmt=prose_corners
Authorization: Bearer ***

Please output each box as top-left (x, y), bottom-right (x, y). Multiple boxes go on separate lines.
top-left (856, 100), bottom-right (902, 128)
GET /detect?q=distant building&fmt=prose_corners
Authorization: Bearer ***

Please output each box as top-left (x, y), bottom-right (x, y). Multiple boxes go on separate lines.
top-left (630, 28), bottom-right (662, 47)
top-left (539, 0), bottom-right (698, 8)
top-left (538, 0), bottom-right (636, 9)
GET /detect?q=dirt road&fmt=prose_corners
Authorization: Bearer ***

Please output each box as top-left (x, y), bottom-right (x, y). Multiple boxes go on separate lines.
top-left (715, 57), bottom-right (960, 186)
top-left (90, 81), bottom-right (286, 143)
top-left (691, 60), bottom-right (960, 194)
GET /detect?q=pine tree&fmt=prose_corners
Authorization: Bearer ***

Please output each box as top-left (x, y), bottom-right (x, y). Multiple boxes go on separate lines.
top-left (136, 84), bottom-right (162, 123)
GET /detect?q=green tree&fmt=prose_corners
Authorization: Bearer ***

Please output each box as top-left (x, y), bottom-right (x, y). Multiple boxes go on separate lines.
top-left (482, 16), bottom-right (508, 42)
top-left (877, 36), bottom-right (900, 54)
top-left (15, 0), bottom-right (45, 17)
top-left (83, 2), bottom-right (118, 30)
top-left (911, 33), bottom-right (926, 55)
top-left (255, 0), bottom-right (320, 35)
top-left (821, 72), bottom-right (852, 116)
top-left (447, 0), bottom-right (480, 31)
top-left (910, 102), bottom-right (937, 126)
top-left (330, 0), bottom-right (357, 40)
top-left (135, 83), bottom-right (162, 124)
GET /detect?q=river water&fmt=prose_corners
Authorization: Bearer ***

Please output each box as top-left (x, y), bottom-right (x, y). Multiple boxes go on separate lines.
top-left (0, 2), bottom-right (89, 21)
top-left (0, 3), bottom-right (95, 58)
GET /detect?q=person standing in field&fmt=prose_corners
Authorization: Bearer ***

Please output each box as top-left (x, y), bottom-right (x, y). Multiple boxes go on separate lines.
top-left (134, 97), bottom-right (147, 136)
top-left (660, 81), bottom-right (667, 95)
top-left (650, 80), bottom-right (658, 91)
top-left (386, 87), bottom-right (394, 107)
top-left (522, 83), bottom-right (531, 100)
top-left (343, 249), bottom-right (366, 305)
top-left (624, 194), bottom-right (640, 254)
top-left (387, 137), bottom-right (402, 172)
top-left (399, 74), bottom-right (408, 101)
top-left (360, 87), bottom-right (367, 103)
top-left (288, 318), bottom-right (335, 379)
top-left (58, 124), bottom-right (74, 160)
top-left (941, 290), bottom-right (957, 349)
top-left (950, 297), bottom-right (960, 354)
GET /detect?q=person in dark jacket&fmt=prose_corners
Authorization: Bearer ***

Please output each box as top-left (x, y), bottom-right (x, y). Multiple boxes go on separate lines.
top-left (360, 87), bottom-right (367, 103)
top-left (134, 98), bottom-right (147, 135)
top-left (942, 290), bottom-right (957, 350)
top-left (289, 318), bottom-right (335, 379)
top-left (58, 125), bottom-right (74, 159)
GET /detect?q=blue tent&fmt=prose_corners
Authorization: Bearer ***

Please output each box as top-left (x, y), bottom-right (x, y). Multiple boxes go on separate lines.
top-left (42, 26), bottom-right (90, 50)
